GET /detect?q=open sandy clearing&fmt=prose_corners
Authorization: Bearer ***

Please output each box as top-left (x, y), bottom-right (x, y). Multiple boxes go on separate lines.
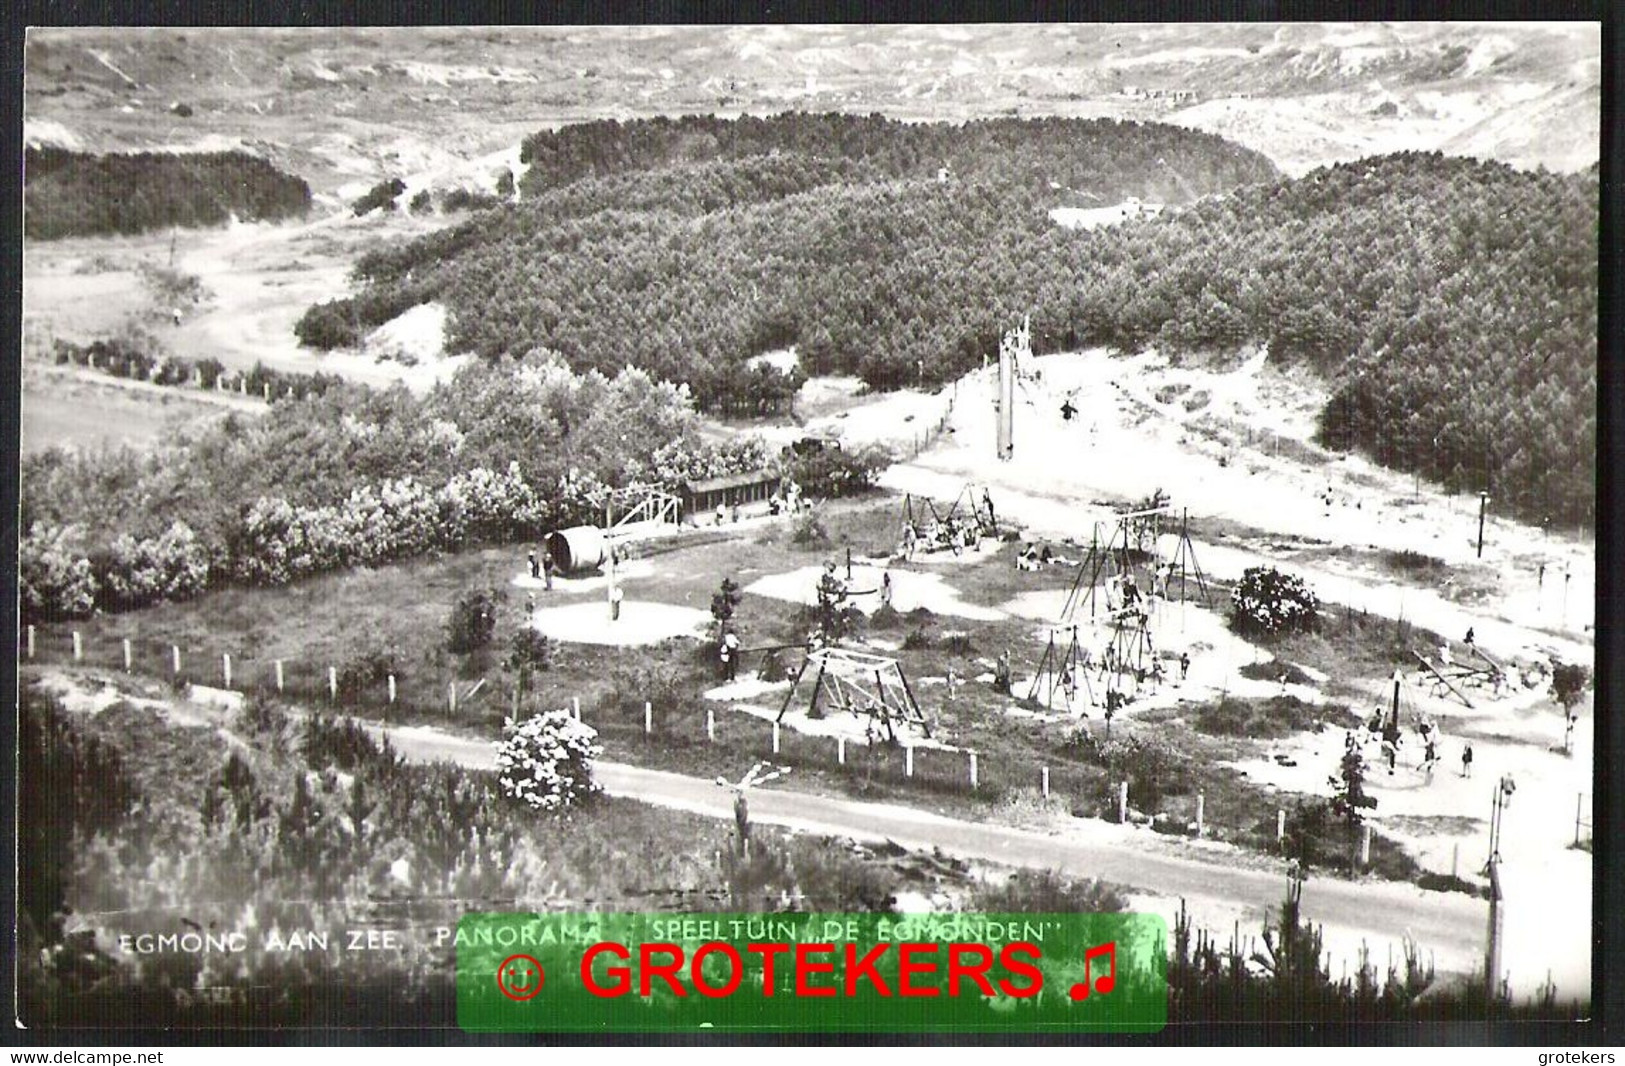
top-left (528, 600), bottom-right (710, 647)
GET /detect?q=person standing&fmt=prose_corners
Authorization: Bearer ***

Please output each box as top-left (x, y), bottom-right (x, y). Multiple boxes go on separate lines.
top-left (610, 583), bottom-right (623, 622)
top-left (527, 550), bottom-right (540, 580)
top-left (716, 501), bottom-right (727, 527)
top-left (1461, 742), bottom-right (1474, 778)
top-left (1179, 651), bottom-right (1190, 681)
top-left (543, 553), bottom-right (554, 591)
top-left (982, 488), bottom-right (996, 532)
top-left (880, 570), bottom-right (893, 609)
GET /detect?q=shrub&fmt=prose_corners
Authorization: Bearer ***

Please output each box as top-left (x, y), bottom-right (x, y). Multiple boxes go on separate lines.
top-left (506, 628), bottom-right (554, 680)
top-left (1230, 566), bottom-right (1320, 637)
top-left (19, 524), bottom-right (98, 621)
top-left (1551, 662), bottom-right (1590, 714)
top-left (969, 869), bottom-right (1126, 913)
top-left (785, 444), bottom-right (892, 499)
top-left (446, 587), bottom-right (503, 654)
top-left (352, 177), bottom-right (406, 216)
top-left (336, 645), bottom-right (398, 700)
top-left (100, 521), bottom-right (212, 608)
top-left (495, 709), bottom-right (602, 812)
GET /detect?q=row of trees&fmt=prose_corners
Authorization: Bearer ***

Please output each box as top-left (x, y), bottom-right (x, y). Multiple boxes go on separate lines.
top-left (20, 351), bottom-right (774, 620)
top-left (307, 140), bottom-right (1594, 525)
top-left (24, 147), bottom-right (312, 239)
top-left (514, 112), bottom-right (1279, 201)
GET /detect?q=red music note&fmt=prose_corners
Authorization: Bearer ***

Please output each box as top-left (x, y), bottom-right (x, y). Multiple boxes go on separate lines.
top-left (1069, 941), bottom-right (1117, 1001)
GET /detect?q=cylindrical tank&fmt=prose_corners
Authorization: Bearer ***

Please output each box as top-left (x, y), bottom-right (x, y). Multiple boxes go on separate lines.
top-left (546, 526), bottom-right (607, 574)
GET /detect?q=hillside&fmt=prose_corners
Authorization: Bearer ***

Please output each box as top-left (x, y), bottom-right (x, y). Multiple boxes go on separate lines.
top-left (24, 147), bottom-right (312, 239)
top-left (310, 134), bottom-right (1594, 528)
top-left (296, 113), bottom-right (1280, 400)
top-left (22, 23), bottom-right (1599, 203)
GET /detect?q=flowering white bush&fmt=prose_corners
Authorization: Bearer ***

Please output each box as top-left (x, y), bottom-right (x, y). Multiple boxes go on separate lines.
top-left (103, 520), bottom-right (211, 606)
top-left (1230, 566), bottom-right (1320, 637)
top-left (495, 710), bottom-right (602, 812)
top-left (20, 523), bottom-right (98, 620)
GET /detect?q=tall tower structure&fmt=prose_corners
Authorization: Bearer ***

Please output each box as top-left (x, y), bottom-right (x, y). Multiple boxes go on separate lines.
top-left (995, 314), bottom-right (1029, 461)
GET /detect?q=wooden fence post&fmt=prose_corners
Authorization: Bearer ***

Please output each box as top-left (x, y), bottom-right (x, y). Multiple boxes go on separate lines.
top-left (905, 745), bottom-right (914, 778)
top-left (572, 696), bottom-right (581, 720)
top-left (172, 645), bottom-right (182, 678)
top-left (1277, 809), bottom-right (1286, 846)
top-left (837, 736), bottom-right (846, 765)
top-left (123, 638), bottom-right (132, 672)
top-left (328, 666), bottom-right (338, 702)
top-left (706, 709), bottom-right (716, 742)
top-left (223, 653), bottom-right (232, 689)
top-left (72, 631), bottom-right (82, 662)
top-left (1196, 793), bottom-right (1205, 837)
top-left (388, 675), bottom-right (397, 704)
top-left (969, 751), bottom-right (979, 790)
top-left (644, 700), bottom-right (652, 734)
top-left (275, 660), bottom-right (284, 692)
top-left (1041, 766), bottom-right (1050, 798)
top-left (449, 682), bottom-right (458, 714)
top-left (27, 625), bottom-right (35, 660)
top-left (1117, 781), bottom-right (1129, 823)
top-left (772, 721), bottom-right (780, 754)
top-left (1360, 824), bottom-right (1373, 869)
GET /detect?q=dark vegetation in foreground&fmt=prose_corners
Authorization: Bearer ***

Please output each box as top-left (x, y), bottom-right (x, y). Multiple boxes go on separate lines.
top-left (24, 147), bottom-right (312, 239)
top-left (304, 112), bottom-right (1593, 526)
top-left (19, 686), bottom-right (1581, 1030)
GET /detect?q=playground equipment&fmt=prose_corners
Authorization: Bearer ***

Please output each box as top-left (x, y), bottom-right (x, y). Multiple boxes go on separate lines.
top-left (544, 485), bottom-right (682, 575)
top-left (900, 485), bottom-right (999, 554)
top-left (1411, 641), bottom-right (1512, 708)
top-left (1026, 624), bottom-right (1095, 715)
top-left (1097, 602), bottom-right (1160, 704)
top-left (777, 646), bottom-right (932, 740)
top-left (1061, 504), bottom-right (1210, 623)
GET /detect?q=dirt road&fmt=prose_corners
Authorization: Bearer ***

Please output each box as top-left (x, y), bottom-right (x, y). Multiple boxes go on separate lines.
top-left (372, 720), bottom-right (1491, 977)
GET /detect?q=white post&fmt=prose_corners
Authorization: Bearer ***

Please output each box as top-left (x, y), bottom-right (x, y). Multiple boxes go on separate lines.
top-left (26, 625), bottom-right (35, 660)
top-left (969, 751), bottom-right (979, 789)
top-left (1452, 842), bottom-right (1460, 879)
top-left (572, 696), bottom-right (581, 720)
top-left (772, 721), bottom-right (780, 754)
top-left (1041, 766), bottom-right (1050, 798)
top-left (644, 700), bottom-right (652, 734)
top-left (449, 682), bottom-right (457, 714)
top-left (1196, 792), bottom-right (1205, 838)
top-left (275, 659), bottom-right (285, 692)
top-left (263, 382), bottom-right (271, 402)
top-left (72, 631), bottom-right (82, 661)
top-left (1117, 781), bottom-right (1129, 823)
top-left (1277, 809), bottom-right (1286, 845)
top-left (222, 652), bottom-right (232, 689)
top-left (238, 378), bottom-right (246, 395)
top-left (903, 745), bottom-right (914, 778)
top-left (706, 709), bottom-right (716, 742)
top-left (328, 666), bottom-right (338, 701)
top-left (1361, 824), bottom-right (1373, 869)
top-left (837, 736), bottom-right (846, 765)
top-left (123, 638), bottom-right (132, 672)
top-left (172, 645), bottom-right (182, 677)
top-left (387, 675), bottom-right (397, 703)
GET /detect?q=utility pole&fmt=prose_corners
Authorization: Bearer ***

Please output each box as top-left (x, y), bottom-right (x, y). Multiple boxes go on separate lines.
top-left (1483, 774), bottom-right (1514, 1012)
top-left (1476, 491), bottom-right (1489, 559)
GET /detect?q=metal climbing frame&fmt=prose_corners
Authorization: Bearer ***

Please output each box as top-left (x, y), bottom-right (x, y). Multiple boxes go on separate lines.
top-left (1026, 624), bottom-right (1095, 715)
top-left (777, 646), bottom-right (932, 740)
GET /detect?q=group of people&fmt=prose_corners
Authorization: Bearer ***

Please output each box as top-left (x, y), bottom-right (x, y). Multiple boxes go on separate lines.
top-left (1016, 542), bottom-right (1079, 572)
top-left (1358, 710), bottom-right (1471, 781)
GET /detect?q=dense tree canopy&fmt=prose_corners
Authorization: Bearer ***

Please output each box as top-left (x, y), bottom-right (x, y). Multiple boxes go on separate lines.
top-left (300, 113), bottom-right (1594, 526)
top-left (24, 147), bottom-right (311, 239)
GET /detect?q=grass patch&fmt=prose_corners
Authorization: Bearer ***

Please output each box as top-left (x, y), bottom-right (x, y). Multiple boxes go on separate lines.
top-left (1190, 695), bottom-right (1360, 739)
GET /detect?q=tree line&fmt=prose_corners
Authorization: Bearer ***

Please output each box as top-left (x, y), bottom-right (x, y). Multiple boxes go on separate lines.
top-left (20, 351), bottom-right (773, 620)
top-left (24, 147), bottom-right (312, 239)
